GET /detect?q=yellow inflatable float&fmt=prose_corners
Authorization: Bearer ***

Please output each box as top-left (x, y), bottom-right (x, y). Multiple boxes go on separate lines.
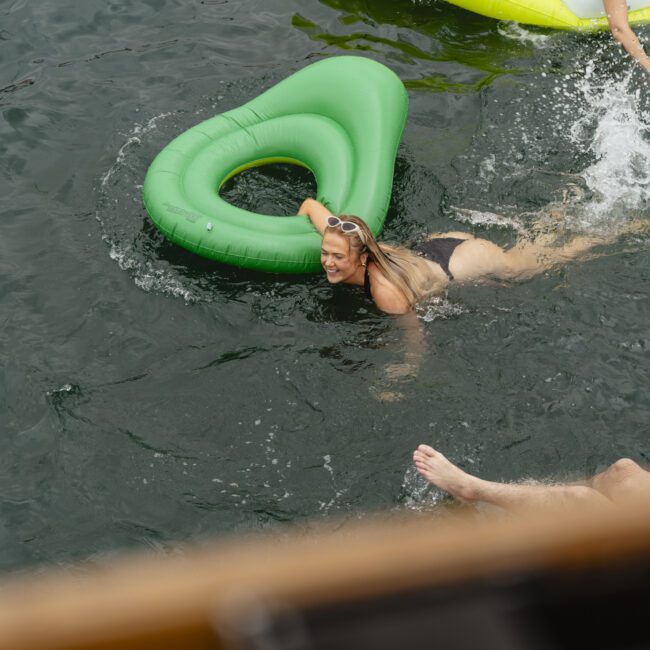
top-left (444, 0), bottom-right (650, 30)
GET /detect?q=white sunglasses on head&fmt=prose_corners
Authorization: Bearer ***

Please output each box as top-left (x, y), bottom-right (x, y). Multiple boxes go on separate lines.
top-left (326, 215), bottom-right (362, 234)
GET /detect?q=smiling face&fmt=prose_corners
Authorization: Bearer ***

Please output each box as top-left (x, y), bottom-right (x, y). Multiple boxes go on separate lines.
top-left (320, 231), bottom-right (365, 284)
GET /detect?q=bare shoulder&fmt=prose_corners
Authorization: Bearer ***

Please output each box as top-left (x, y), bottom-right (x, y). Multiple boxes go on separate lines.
top-left (368, 266), bottom-right (411, 314)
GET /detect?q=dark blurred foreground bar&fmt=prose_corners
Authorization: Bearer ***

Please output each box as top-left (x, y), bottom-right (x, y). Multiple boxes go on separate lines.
top-left (1, 503), bottom-right (650, 650)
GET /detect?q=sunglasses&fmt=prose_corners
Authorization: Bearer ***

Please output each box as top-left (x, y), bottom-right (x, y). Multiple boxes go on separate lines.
top-left (326, 215), bottom-right (362, 234)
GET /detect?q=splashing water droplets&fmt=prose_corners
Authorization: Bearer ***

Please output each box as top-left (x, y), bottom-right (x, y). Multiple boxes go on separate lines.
top-left (497, 22), bottom-right (552, 47)
top-left (454, 56), bottom-right (650, 238)
top-left (400, 464), bottom-right (443, 510)
top-left (96, 110), bottom-right (208, 303)
top-left (415, 294), bottom-right (468, 323)
top-left (569, 69), bottom-right (650, 227)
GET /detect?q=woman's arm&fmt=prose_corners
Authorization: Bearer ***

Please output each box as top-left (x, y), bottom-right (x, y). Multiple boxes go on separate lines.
top-left (297, 198), bottom-right (333, 234)
top-left (372, 311), bottom-right (427, 401)
top-left (371, 283), bottom-right (412, 315)
top-left (603, 0), bottom-right (650, 72)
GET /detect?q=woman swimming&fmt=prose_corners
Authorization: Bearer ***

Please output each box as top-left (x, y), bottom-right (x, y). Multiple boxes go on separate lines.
top-left (298, 197), bottom-right (609, 315)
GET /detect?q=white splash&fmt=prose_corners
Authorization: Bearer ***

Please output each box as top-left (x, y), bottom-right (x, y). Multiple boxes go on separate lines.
top-left (416, 294), bottom-right (469, 323)
top-left (101, 112), bottom-right (172, 188)
top-left (97, 111), bottom-right (206, 303)
top-left (497, 21), bottom-right (552, 46)
top-left (106, 238), bottom-right (197, 303)
top-left (401, 464), bottom-right (444, 510)
top-left (452, 206), bottom-right (527, 233)
top-left (567, 64), bottom-right (650, 229)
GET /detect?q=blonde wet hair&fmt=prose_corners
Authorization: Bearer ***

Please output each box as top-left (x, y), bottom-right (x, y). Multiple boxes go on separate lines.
top-left (324, 214), bottom-right (439, 306)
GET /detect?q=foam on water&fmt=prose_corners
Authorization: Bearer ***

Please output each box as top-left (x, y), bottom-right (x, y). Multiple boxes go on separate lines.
top-left (100, 112), bottom-right (172, 189)
top-left (108, 243), bottom-right (196, 302)
top-left (400, 464), bottom-right (444, 510)
top-left (97, 111), bottom-right (205, 303)
top-left (455, 57), bottom-right (650, 239)
top-left (452, 206), bottom-right (527, 233)
top-left (567, 64), bottom-right (650, 229)
top-left (497, 22), bottom-right (553, 46)
top-left (416, 295), bottom-right (469, 323)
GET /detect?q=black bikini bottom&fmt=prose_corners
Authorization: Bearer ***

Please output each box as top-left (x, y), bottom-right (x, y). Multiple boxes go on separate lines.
top-left (410, 237), bottom-right (466, 280)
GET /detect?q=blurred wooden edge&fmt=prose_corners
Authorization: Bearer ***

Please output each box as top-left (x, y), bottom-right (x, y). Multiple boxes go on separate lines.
top-left (1, 502), bottom-right (650, 650)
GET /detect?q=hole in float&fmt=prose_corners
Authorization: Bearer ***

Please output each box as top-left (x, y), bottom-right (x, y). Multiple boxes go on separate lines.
top-left (220, 163), bottom-right (317, 216)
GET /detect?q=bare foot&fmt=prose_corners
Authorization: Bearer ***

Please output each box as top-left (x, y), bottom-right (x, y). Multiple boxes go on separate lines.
top-left (412, 444), bottom-right (481, 501)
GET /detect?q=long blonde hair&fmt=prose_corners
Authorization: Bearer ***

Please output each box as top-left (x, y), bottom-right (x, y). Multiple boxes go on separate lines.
top-left (324, 215), bottom-right (439, 306)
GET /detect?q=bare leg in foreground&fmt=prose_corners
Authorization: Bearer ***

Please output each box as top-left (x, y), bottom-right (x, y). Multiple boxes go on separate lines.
top-left (413, 445), bottom-right (650, 513)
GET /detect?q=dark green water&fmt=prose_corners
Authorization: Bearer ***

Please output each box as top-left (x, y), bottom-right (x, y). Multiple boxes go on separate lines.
top-left (1, 0), bottom-right (649, 570)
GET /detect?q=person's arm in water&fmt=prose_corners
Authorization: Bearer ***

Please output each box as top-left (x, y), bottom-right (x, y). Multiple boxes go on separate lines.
top-left (603, 0), bottom-right (650, 72)
top-left (297, 197), bottom-right (332, 234)
top-left (387, 310), bottom-right (427, 376)
top-left (372, 310), bottom-right (427, 402)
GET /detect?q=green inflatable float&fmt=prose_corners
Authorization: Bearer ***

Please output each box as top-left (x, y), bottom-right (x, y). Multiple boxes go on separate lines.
top-left (143, 56), bottom-right (408, 273)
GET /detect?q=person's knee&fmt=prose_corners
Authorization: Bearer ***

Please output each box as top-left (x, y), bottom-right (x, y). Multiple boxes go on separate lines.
top-left (609, 458), bottom-right (641, 476)
top-left (592, 458), bottom-right (644, 498)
